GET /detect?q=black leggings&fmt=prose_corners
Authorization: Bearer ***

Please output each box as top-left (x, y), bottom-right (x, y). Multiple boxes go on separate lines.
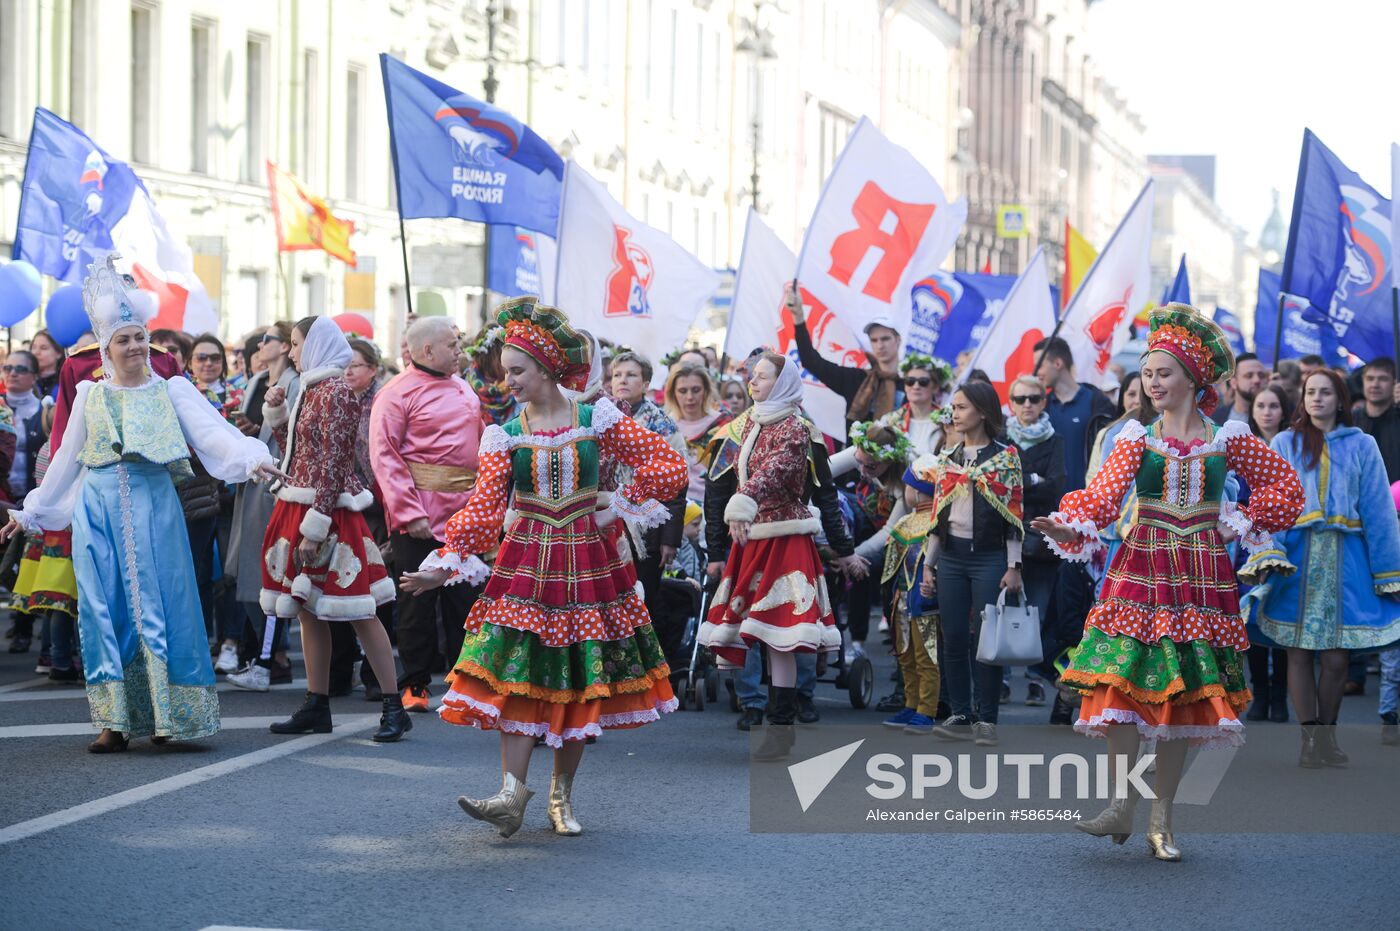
top-left (936, 537), bottom-right (1007, 724)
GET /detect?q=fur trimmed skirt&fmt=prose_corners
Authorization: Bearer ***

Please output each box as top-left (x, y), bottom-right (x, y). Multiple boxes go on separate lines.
top-left (259, 499), bottom-right (394, 620)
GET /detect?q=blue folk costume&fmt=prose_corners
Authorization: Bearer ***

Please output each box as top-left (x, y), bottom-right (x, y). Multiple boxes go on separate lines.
top-left (1247, 426), bottom-right (1400, 651)
top-left (10, 257), bottom-right (274, 741)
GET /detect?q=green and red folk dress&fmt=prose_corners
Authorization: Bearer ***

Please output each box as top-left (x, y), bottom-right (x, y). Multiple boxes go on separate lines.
top-left (1047, 418), bottom-right (1304, 747)
top-left (423, 397), bottom-right (688, 747)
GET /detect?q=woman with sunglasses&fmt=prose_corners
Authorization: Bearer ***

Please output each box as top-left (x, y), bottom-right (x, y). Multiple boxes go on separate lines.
top-left (890, 353), bottom-right (953, 456)
top-left (2, 352), bottom-right (37, 656)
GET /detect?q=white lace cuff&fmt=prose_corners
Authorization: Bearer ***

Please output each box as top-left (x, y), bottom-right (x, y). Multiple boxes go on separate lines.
top-left (8, 509), bottom-right (39, 536)
top-left (1220, 506), bottom-right (1270, 555)
top-left (419, 548), bottom-right (490, 587)
top-left (611, 487), bottom-right (670, 530)
top-left (1044, 512), bottom-right (1104, 563)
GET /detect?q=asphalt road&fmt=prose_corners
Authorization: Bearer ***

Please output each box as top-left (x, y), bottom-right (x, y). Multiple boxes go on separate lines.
top-left (1, 625), bottom-right (1397, 931)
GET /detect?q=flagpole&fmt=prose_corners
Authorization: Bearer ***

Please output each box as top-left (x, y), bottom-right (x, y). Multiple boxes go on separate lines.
top-left (1275, 129), bottom-right (1312, 372)
top-left (379, 54), bottom-right (414, 320)
top-left (1392, 286), bottom-right (1399, 364)
top-left (1272, 292), bottom-right (1285, 373)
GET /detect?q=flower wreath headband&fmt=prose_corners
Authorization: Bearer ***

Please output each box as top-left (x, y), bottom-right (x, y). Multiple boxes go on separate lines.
top-left (463, 325), bottom-right (504, 358)
top-left (900, 352), bottom-right (954, 384)
top-left (849, 419), bottom-right (914, 463)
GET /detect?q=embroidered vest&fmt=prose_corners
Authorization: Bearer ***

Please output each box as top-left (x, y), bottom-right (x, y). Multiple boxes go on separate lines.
top-left (79, 380), bottom-right (192, 477)
top-left (501, 403), bottom-right (602, 528)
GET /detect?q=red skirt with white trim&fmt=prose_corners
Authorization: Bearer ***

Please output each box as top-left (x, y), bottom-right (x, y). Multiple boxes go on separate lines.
top-left (259, 500), bottom-right (394, 620)
top-left (699, 532), bottom-right (839, 668)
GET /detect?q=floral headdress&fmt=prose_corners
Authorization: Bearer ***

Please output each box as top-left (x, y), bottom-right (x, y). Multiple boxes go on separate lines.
top-left (900, 352), bottom-right (954, 385)
top-left (463, 324), bottom-right (504, 359)
top-left (496, 296), bottom-right (591, 391)
top-left (849, 419), bottom-right (914, 463)
top-left (1143, 302), bottom-right (1235, 414)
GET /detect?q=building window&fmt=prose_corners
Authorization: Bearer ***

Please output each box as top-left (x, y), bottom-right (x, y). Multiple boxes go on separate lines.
top-left (232, 269), bottom-right (264, 334)
top-left (345, 64), bottom-right (364, 201)
top-left (0, 0), bottom-right (21, 139)
top-left (190, 21), bottom-right (215, 174)
top-left (300, 49), bottom-right (320, 186)
top-left (130, 3), bottom-right (155, 162)
top-left (68, 0), bottom-right (95, 129)
top-left (243, 35), bottom-right (268, 183)
top-left (667, 8), bottom-right (679, 118)
top-left (817, 105), bottom-right (854, 184)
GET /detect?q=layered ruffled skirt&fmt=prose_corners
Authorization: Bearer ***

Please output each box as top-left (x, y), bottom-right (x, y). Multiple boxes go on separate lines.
top-left (1062, 522), bottom-right (1250, 748)
top-left (699, 532), bottom-right (840, 669)
top-left (11, 529), bottom-right (78, 617)
top-left (439, 512), bottom-right (676, 747)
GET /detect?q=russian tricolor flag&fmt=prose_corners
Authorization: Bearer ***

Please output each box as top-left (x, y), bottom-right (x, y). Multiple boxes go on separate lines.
top-left (13, 107), bottom-right (217, 335)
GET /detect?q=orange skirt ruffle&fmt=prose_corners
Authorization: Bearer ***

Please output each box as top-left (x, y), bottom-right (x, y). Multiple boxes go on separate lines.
top-left (1075, 684), bottom-right (1247, 748)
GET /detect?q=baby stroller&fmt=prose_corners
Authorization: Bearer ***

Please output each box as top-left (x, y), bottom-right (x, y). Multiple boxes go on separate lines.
top-left (653, 575), bottom-right (720, 711)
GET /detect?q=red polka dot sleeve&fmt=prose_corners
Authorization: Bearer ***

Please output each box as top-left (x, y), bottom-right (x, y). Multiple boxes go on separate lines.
top-left (594, 397), bottom-right (688, 527)
top-left (1222, 430), bottom-right (1305, 551)
top-left (418, 425), bottom-right (511, 585)
top-left (1046, 421), bottom-right (1146, 561)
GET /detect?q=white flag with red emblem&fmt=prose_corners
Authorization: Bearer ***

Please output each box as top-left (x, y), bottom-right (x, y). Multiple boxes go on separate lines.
top-left (1057, 180), bottom-right (1155, 380)
top-left (113, 187), bottom-right (218, 335)
top-left (724, 209), bottom-right (858, 438)
top-left (554, 162), bottom-right (720, 379)
top-left (795, 117), bottom-right (967, 348)
top-left (961, 246), bottom-right (1056, 406)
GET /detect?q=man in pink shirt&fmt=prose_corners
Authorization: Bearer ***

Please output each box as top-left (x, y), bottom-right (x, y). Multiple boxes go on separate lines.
top-left (371, 317), bottom-right (485, 712)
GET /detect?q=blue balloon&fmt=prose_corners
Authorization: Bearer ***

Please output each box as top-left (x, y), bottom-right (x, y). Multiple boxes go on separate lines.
top-left (44, 284), bottom-right (88, 347)
top-left (0, 261), bottom-right (42, 328)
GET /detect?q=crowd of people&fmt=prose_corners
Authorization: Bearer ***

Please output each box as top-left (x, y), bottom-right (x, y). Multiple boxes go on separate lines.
top-left (4, 255), bottom-right (1399, 857)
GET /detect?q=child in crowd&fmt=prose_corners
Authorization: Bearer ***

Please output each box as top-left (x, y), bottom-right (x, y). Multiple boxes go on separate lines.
top-left (881, 457), bottom-right (940, 733)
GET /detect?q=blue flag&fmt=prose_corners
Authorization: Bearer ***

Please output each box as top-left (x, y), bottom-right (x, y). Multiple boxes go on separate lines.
top-left (1163, 255), bottom-right (1191, 304)
top-left (1255, 267), bottom-right (1331, 364)
top-left (1280, 129), bottom-right (1392, 361)
top-left (488, 224), bottom-right (554, 297)
top-left (13, 107), bottom-right (142, 281)
top-left (380, 55), bottom-right (562, 234)
top-left (909, 270), bottom-right (1060, 362)
top-left (1213, 306), bottom-right (1245, 356)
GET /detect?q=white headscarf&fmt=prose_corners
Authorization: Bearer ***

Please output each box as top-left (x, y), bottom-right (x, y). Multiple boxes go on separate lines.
top-left (750, 354), bottom-right (803, 425)
top-left (298, 314), bottom-right (353, 377)
top-left (560, 330), bottom-right (603, 403)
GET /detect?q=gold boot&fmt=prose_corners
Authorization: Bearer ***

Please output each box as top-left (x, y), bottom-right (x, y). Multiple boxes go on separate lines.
top-left (458, 772), bottom-right (535, 838)
top-left (1146, 798), bottom-right (1182, 861)
top-left (547, 772), bottom-right (583, 836)
top-left (1073, 786), bottom-right (1140, 845)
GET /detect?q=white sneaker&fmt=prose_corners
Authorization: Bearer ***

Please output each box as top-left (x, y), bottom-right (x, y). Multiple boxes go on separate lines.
top-left (227, 663), bottom-right (270, 692)
top-left (214, 644), bottom-right (240, 674)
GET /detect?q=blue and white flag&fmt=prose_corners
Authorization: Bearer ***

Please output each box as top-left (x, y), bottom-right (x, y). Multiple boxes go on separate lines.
top-left (380, 55), bottom-right (562, 234)
top-left (1255, 268), bottom-right (1329, 364)
top-left (1281, 129), bottom-right (1392, 361)
top-left (488, 225), bottom-right (557, 300)
top-left (13, 107), bottom-right (216, 333)
top-left (1213, 306), bottom-right (1246, 356)
top-left (1163, 255), bottom-right (1191, 304)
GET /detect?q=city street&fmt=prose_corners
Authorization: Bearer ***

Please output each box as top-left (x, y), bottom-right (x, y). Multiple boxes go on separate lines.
top-left (1, 635), bottom-right (1396, 931)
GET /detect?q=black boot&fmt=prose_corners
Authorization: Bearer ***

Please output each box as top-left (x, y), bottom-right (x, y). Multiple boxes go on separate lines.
top-left (1245, 694), bottom-right (1269, 721)
top-left (270, 692), bottom-right (332, 734)
top-left (1316, 721), bottom-right (1349, 767)
top-left (752, 686), bottom-right (797, 762)
top-left (372, 692), bottom-right (414, 742)
top-left (1269, 670), bottom-right (1289, 723)
top-left (1298, 721), bottom-right (1323, 768)
top-left (1049, 693), bottom-right (1074, 726)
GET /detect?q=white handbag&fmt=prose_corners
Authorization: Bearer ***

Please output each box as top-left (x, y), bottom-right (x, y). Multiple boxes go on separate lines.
top-left (977, 587), bottom-right (1042, 666)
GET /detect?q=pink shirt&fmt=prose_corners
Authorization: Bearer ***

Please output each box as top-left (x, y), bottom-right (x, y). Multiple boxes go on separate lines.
top-left (369, 366), bottom-right (484, 540)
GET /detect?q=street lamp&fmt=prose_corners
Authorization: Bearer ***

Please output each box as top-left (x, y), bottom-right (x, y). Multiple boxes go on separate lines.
top-left (736, 3), bottom-right (777, 210)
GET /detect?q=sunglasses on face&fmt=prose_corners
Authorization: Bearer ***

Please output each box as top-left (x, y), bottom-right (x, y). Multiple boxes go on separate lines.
top-left (193, 352), bottom-right (222, 363)
top-left (261, 334), bottom-right (283, 345)
top-left (1011, 393), bottom-right (1044, 405)
top-left (3, 365), bottom-right (33, 374)
top-left (903, 376), bottom-right (932, 388)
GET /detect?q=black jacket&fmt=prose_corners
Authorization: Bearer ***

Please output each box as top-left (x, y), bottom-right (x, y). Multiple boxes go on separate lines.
top-left (1355, 404), bottom-right (1400, 485)
top-left (1015, 433), bottom-right (1065, 563)
top-left (792, 322), bottom-right (900, 424)
top-left (931, 438), bottom-right (1024, 554)
top-left (705, 439), bottom-right (854, 564)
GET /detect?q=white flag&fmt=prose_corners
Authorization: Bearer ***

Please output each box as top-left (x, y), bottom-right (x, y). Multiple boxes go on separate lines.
top-left (725, 209), bottom-right (858, 438)
top-left (1058, 180), bottom-right (1155, 380)
top-left (553, 162), bottom-right (720, 380)
top-left (796, 117), bottom-right (967, 349)
top-left (1390, 143), bottom-right (1400, 289)
top-left (960, 246), bottom-right (1056, 406)
top-left (113, 187), bottom-right (218, 335)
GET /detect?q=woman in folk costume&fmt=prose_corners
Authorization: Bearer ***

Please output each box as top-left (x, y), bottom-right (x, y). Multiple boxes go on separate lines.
top-left (400, 298), bottom-right (686, 839)
top-left (889, 353), bottom-right (954, 455)
top-left (1032, 304), bottom-right (1305, 861)
top-left (259, 316), bottom-right (403, 742)
top-left (0, 256), bottom-right (283, 752)
top-left (1249, 368), bottom-right (1400, 766)
top-left (700, 352), bottom-right (846, 762)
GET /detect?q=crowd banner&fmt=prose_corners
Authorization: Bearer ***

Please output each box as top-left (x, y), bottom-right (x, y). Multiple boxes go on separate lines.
top-left (795, 117), bottom-right (967, 349)
top-left (13, 107), bottom-right (216, 334)
top-left (1254, 268), bottom-right (1328, 365)
top-left (553, 161), bottom-right (719, 382)
top-left (725, 208), bottom-right (854, 438)
top-left (1053, 179), bottom-right (1154, 380)
top-left (1214, 306), bottom-right (1247, 357)
top-left (487, 225), bottom-right (557, 300)
top-left (1280, 128), bottom-right (1392, 363)
top-left (960, 246), bottom-right (1056, 405)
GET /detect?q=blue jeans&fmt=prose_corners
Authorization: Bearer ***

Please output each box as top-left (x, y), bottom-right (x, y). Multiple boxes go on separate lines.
top-left (47, 611), bottom-right (76, 671)
top-left (735, 648), bottom-right (818, 709)
top-left (1381, 645), bottom-right (1400, 717)
top-left (936, 537), bottom-right (1007, 724)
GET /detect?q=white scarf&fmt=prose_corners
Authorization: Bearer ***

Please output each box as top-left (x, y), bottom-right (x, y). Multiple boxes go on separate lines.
top-left (738, 359), bottom-right (805, 484)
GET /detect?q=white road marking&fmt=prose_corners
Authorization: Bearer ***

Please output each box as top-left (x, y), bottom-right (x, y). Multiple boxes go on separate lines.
top-left (0, 714), bottom-right (380, 846)
top-left (0, 716), bottom-right (304, 738)
top-left (0, 679), bottom-right (313, 702)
